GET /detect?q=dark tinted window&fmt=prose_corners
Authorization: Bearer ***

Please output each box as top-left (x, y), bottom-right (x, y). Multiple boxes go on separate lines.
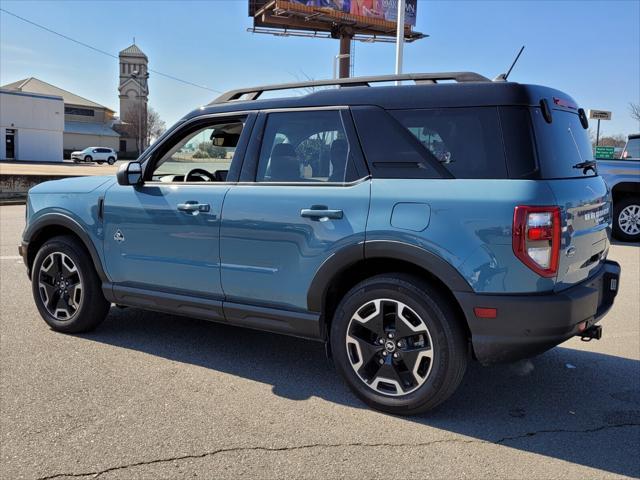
top-left (351, 106), bottom-right (444, 179)
top-left (531, 108), bottom-right (596, 178)
top-left (390, 107), bottom-right (508, 179)
top-left (499, 106), bottom-right (538, 178)
top-left (65, 107), bottom-right (94, 117)
top-left (256, 110), bottom-right (358, 183)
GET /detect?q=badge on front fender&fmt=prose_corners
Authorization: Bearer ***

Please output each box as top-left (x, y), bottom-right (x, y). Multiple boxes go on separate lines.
top-left (113, 229), bottom-right (125, 243)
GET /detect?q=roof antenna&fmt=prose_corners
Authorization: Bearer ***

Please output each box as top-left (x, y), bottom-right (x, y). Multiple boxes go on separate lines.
top-left (494, 45), bottom-right (525, 82)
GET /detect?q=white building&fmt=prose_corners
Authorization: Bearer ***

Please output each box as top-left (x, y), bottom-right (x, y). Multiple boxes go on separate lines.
top-left (1, 43), bottom-right (150, 161)
top-left (2, 77), bottom-right (120, 157)
top-left (0, 89), bottom-right (64, 162)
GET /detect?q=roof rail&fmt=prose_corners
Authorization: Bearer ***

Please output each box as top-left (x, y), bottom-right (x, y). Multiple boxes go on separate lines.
top-left (211, 72), bottom-right (490, 104)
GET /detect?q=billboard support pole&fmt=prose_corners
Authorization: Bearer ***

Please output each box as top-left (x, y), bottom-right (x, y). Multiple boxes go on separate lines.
top-left (395, 0), bottom-right (406, 85)
top-left (334, 54), bottom-right (350, 79)
top-left (339, 33), bottom-right (352, 78)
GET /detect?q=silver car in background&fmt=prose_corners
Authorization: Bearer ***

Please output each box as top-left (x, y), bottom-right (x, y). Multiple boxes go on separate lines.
top-left (70, 147), bottom-right (117, 165)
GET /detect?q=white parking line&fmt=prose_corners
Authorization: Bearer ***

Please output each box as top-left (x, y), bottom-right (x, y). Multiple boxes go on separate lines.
top-left (0, 256), bottom-right (22, 261)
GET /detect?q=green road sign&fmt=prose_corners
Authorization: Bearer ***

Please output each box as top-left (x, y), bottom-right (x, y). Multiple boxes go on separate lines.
top-left (595, 146), bottom-right (616, 159)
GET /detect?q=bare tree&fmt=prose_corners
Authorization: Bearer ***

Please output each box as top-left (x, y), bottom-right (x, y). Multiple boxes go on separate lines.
top-left (597, 134), bottom-right (627, 148)
top-left (146, 107), bottom-right (166, 146)
top-left (120, 106), bottom-right (166, 153)
top-left (630, 102), bottom-right (640, 122)
top-left (120, 106), bottom-right (145, 153)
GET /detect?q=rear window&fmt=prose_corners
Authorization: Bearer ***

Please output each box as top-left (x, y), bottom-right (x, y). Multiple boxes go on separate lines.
top-left (622, 136), bottom-right (640, 159)
top-left (390, 107), bottom-right (508, 179)
top-left (531, 108), bottom-right (596, 178)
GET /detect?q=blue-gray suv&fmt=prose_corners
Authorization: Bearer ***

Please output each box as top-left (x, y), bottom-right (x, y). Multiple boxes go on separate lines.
top-left (19, 73), bottom-right (621, 414)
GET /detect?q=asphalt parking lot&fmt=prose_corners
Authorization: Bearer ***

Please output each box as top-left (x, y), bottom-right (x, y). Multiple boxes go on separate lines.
top-left (1, 204), bottom-right (638, 479)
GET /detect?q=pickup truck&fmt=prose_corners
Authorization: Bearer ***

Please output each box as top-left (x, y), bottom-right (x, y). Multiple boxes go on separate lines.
top-left (597, 133), bottom-right (640, 242)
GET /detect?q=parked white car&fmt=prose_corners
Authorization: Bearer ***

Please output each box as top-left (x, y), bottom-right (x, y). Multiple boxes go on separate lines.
top-left (70, 147), bottom-right (117, 165)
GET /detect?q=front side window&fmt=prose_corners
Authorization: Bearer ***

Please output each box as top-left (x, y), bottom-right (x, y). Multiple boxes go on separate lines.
top-left (256, 110), bottom-right (357, 183)
top-left (150, 119), bottom-right (245, 182)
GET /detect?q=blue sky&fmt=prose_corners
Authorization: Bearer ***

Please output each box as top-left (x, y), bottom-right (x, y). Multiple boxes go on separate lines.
top-left (1, 0), bottom-right (638, 135)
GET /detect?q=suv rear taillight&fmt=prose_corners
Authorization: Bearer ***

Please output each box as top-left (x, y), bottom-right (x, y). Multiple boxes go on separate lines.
top-left (513, 206), bottom-right (561, 278)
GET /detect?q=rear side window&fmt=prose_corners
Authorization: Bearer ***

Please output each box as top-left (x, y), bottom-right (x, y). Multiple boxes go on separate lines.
top-left (390, 107), bottom-right (508, 179)
top-left (531, 108), bottom-right (596, 178)
top-left (622, 136), bottom-right (640, 160)
top-left (499, 107), bottom-right (538, 178)
top-left (256, 110), bottom-right (360, 183)
top-left (351, 106), bottom-right (445, 179)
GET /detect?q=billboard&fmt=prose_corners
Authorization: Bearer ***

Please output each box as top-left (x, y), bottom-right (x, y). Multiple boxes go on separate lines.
top-left (249, 0), bottom-right (418, 28)
top-left (292, 0), bottom-right (417, 26)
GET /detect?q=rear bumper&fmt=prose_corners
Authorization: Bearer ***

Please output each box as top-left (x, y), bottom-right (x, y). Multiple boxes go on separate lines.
top-left (455, 260), bottom-right (621, 364)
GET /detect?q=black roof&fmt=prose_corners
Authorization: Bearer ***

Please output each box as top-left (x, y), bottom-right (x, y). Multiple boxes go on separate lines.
top-left (182, 80), bottom-right (578, 121)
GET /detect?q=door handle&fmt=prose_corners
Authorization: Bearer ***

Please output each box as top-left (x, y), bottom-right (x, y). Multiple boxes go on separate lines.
top-left (177, 201), bottom-right (210, 213)
top-left (300, 206), bottom-right (343, 220)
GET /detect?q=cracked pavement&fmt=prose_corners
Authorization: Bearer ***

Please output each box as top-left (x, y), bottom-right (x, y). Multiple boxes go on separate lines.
top-left (1, 205), bottom-right (639, 479)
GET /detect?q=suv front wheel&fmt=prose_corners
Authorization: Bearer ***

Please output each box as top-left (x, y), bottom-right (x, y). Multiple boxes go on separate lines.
top-left (330, 274), bottom-right (468, 415)
top-left (31, 236), bottom-right (110, 333)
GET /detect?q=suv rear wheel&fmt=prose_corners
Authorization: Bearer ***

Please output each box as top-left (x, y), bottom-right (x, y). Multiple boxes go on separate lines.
top-left (613, 196), bottom-right (640, 242)
top-left (330, 274), bottom-right (468, 415)
top-left (31, 236), bottom-right (110, 333)
top-left (107, 156), bottom-right (116, 165)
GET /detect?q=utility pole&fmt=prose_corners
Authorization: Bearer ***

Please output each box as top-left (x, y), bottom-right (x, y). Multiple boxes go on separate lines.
top-left (395, 0), bottom-right (406, 85)
top-left (132, 71), bottom-right (143, 153)
top-left (131, 69), bottom-right (149, 152)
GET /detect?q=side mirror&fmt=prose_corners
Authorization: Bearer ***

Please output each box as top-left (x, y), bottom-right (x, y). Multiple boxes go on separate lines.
top-left (116, 161), bottom-right (143, 186)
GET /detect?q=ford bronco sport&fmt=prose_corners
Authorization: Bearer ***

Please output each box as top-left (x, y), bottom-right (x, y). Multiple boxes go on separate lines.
top-left (20, 72), bottom-right (621, 414)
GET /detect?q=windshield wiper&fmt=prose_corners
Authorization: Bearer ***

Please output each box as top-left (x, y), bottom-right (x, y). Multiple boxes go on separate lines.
top-left (573, 160), bottom-right (597, 174)
top-left (567, 126), bottom-right (596, 174)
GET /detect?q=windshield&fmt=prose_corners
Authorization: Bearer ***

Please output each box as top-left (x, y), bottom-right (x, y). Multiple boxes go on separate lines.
top-left (531, 108), bottom-right (596, 178)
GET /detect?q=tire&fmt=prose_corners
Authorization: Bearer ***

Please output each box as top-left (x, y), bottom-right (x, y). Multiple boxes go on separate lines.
top-left (31, 235), bottom-right (110, 333)
top-left (330, 274), bottom-right (468, 415)
top-left (107, 157), bottom-right (116, 165)
top-left (613, 196), bottom-right (640, 242)
top-left (84, 155), bottom-right (93, 163)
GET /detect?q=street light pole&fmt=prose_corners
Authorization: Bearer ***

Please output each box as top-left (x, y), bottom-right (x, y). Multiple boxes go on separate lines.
top-left (132, 70), bottom-right (143, 154)
top-left (395, 0), bottom-right (406, 85)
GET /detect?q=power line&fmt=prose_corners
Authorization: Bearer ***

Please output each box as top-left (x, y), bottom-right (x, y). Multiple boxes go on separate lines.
top-left (0, 8), bottom-right (221, 93)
